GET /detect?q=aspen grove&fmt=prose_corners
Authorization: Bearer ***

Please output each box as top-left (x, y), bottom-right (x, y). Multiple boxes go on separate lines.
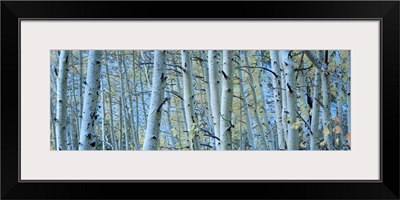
top-left (50, 50), bottom-right (351, 151)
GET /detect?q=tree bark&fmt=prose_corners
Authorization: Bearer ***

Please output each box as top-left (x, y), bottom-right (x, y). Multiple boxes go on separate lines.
top-left (270, 50), bottom-right (285, 150)
top-left (208, 50), bottom-right (221, 149)
top-left (143, 50), bottom-right (167, 150)
top-left (181, 50), bottom-right (201, 150)
top-left (310, 69), bottom-right (322, 150)
top-left (238, 51), bottom-right (256, 150)
top-left (122, 52), bottom-right (140, 150)
top-left (244, 51), bottom-right (268, 150)
top-left (219, 50), bottom-right (234, 150)
top-left (257, 51), bottom-right (275, 150)
top-left (117, 51), bottom-right (130, 150)
top-left (78, 50), bottom-right (102, 150)
top-left (105, 51), bottom-right (117, 150)
top-left (298, 62), bottom-right (311, 146)
top-left (55, 50), bottom-right (70, 150)
top-left (280, 50), bottom-right (299, 150)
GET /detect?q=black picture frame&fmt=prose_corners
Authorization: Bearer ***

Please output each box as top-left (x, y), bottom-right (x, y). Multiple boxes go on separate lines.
top-left (1, 1), bottom-right (399, 199)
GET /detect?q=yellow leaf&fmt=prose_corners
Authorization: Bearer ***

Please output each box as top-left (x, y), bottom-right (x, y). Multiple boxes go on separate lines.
top-left (335, 138), bottom-right (339, 145)
top-left (301, 112), bottom-right (307, 118)
top-left (334, 126), bottom-right (341, 134)
top-left (290, 118), bottom-right (301, 129)
top-left (346, 132), bottom-right (351, 140)
top-left (323, 128), bottom-right (330, 136)
top-left (319, 141), bottom-right (326, 146)
top-left (334, 116), bottom-right (340, 122)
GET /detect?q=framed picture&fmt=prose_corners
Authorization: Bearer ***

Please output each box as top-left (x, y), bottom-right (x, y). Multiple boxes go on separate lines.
top-left (2, 1), bottom-right (399, 199)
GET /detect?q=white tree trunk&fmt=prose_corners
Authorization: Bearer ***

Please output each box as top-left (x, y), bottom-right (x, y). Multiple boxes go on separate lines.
top-left (219, 50), bottom-right (234, 150)
top-left (280, 50), bottom-right (299, 150)
top-left (257, 51), bottom-right (275, 150)
top-left (200, 51), bottom-right (216, 150)
top-left (105, 52), bottom-right (117, 150)
top-left (143, 50), bottom-right (167, 150)
top-left (335, 51), bottom-right (347, 150)
top-left (319, 51), bottom-right (333, 150)
top-left (55, 50), bottom-right (70, 150)
top-left (310, 69), bottom-right (322, 150)
top-left (118, 96), bottom-right (123, 150)
top-left (78, 50), bottom-right (84, 130)
top-left (280, 64), bottom-right (289, 148)
top-left (238, 52), bottom-right (256, 150)
top-left (122, 53), bottom-right (140, 150)
top-left (181, 50), bottom-right (201, 150)
top-left (270, 51), bottom-right (285, 150)
top-left (174, 69), bottom-right (189, 145)
top-left (208, 50), bottom-right (221, 149)
top-left (117, 51), bottom-right (130, 150)
top-left (244, 51), bottom-right (267, 150)
top-left (78, 50), bottom-right (102, 150)
top-left (166, 87), bottom-right (176, 149)
top-left (346, 51), bottom-right (351, 148)
top-left (298, 62), bottom-right (311, 145)
top-left (101, 79), bottom-right (107, 150)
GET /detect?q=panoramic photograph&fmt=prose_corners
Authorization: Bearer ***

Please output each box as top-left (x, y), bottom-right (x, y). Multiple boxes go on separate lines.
top-left (50, 50), bottom-right (351, 151)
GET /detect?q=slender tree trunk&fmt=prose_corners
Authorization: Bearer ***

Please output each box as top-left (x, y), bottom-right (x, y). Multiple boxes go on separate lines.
top-left (238, 52), bottom-right (256, 150)
top-left (305, 50), bottom-right (332, 150)
top-left (280, 50), bottom-right (299, 150)
top-left (118, 96), bottom-right (123, 150)
top-left (280, 61), bottom-right (289, 148)
top-left (298, 63), bottom-right (311, 146)
top-left (101, 79), bottom-right (107, 150)
top-left (175, 67), bottom-right (188, 145)
top-left (208, 50), bottom-right (221, 149)
top-left (122, 53), bottom-right (140, 150)
top-left (78, 50), bottom-right (102, 150)
top-left (310, 69), bottom-right (322, 150)
top-left (55, 50), bottom-right (70, 150)
top-left (200, 51), bottom-right (216, 150)
top-left (257, 51), bottom-right (275, 150)
top-left (132, 51), bottom-right (141, 149)
top-left (67, 89), bottom-right (76, 151)
top-left (166, 86), bottom-right (176, 149)
top-left (244, 51), bottom-right (267, 150)
top-left (335, 51), bottom-right (347, 150)
top-left (181, 50), bottom-right (201, 150)
top-left (139, 68), bottom-right (147, 133)
top-left (319, 51), bottom-right (333, 150)
top-left (78, 50), bottom-right (84, 130)
top-left (117, 51), bottom-right (130, 150)
top-left (143, 50), bottom-right (167, 150)
top-left (105, 52), bottom-right (117, 150)
top-left (219, 50), bottom-right (234, 150)
top-left (50, 100), bottom-right (57, 150)
top-left (239, 98), bottom-right (245, 150)
top-left (270, 51), bottom-right (285, 150)
top-left (346, 51), bottom-right (351, 148)
top-left (70, 71), bottom-right (79, 150)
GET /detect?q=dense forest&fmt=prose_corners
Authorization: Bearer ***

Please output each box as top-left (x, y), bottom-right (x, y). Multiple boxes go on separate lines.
top-left (50, 50), bottom-right (351, 151)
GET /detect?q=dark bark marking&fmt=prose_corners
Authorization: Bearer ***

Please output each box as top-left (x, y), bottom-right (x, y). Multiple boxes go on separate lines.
top-left (90, 142), bottom-right (96, 147)
top-left (287, 83), bottom-right (293, 93)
